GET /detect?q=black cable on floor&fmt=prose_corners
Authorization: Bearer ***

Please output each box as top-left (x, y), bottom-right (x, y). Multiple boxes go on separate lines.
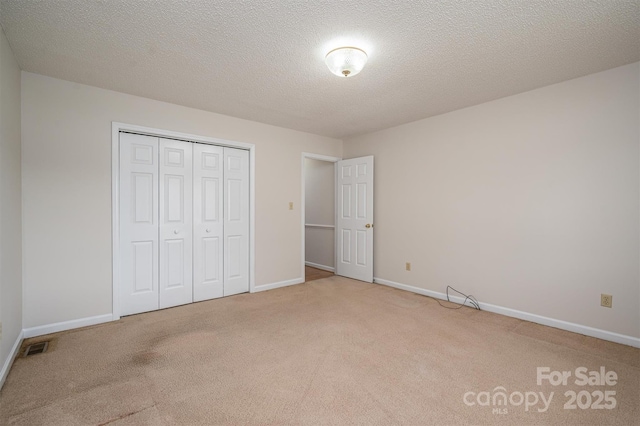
top-left (435, 285), bottom-right (481, 310)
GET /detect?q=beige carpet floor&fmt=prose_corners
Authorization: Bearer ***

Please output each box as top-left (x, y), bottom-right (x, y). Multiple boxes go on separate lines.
top-left (1, 276), bottom-right (638, 425)
top-left (305, 266), bottom-right (334, 282)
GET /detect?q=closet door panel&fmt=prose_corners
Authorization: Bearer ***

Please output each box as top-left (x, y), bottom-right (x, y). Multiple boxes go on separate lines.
top-left (223, 147), bottom-right (250, 296)
top-left (193, 143), bottom-right (224, 301)
top-left (119, 133), bottom-right (159, 315)
top-left (159, 138), bottom-right (193, 308)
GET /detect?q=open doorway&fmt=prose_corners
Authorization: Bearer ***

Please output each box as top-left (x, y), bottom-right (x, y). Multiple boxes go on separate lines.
top-left (302, 153), bottom-right (339, 282)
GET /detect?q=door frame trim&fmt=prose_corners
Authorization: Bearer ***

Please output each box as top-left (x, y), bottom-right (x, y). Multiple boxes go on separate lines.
top-left (112, 122), bottom-right (256, 320)
top-left (301, 152), bottom-right (341, 282)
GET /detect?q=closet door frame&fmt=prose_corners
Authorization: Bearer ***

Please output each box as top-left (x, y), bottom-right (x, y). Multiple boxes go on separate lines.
top-left (111, 122), bottom-right (255, 320)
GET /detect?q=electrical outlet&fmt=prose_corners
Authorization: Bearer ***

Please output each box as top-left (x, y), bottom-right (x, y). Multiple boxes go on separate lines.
top-left (601, 294), bottom-right (612, 308)
top-left (405, 262), bottom-right (411, 271)
top-left (289, 202), bottom-right (294, 210)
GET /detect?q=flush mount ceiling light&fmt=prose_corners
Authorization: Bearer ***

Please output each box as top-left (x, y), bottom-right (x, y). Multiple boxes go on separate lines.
top-left (325, 47), bottom-right (368, 77)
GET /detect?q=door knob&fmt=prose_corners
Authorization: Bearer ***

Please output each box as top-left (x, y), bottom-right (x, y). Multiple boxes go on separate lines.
top-left (365, 224), bottom-right (371, 228)
top-left (206, 229), bottom-right (211, 233)
top-left (174, 230), bottom-right (179, 234)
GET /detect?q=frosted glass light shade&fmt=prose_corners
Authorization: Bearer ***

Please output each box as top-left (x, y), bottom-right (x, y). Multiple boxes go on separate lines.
top-left (325, 47), bottom-right (368, 77)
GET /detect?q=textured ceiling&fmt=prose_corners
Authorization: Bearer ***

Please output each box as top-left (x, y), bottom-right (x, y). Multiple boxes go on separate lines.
top-left (1, 1), bottom-right (638, 139)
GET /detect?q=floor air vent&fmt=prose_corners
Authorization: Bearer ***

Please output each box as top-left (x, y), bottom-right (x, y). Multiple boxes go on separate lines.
top-left (24, 341), bottom-right (49, 357)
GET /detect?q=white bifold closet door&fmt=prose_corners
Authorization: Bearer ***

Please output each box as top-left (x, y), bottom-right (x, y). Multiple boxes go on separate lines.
top-left (192, 144), bottom-right (249, 300)
top-left (193, 143), bottom-right (224, 302)
top-left (223, 148), bottom-right (250, 296)
top-left (159, 138), bottom-right (193, 309)
top-left (119, 133), bottom-right (160, 315)
top-left (119, 133), bottom-right (249, 316)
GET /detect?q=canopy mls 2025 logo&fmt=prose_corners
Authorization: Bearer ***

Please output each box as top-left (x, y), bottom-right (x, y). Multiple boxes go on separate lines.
top-left (463, 366), bottom-right (618, 415)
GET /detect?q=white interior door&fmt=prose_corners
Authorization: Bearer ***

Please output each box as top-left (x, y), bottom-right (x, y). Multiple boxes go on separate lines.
top-left (119, 133), bottom-right (160, 315)
top-left (336, 156), bottom-right (374, 282)
top-left (223, 147), bottom-right (250, 296)
top-left (159, 138), bottom-right (193, 308)
top-left (193, 143), bottom-right (224, 302)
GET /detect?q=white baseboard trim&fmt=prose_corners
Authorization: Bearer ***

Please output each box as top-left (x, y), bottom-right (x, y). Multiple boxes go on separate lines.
top-left (304, 262), bottom-right (335, 273)
top-left (252, 277), bottom-right (304, 293)
top-left (0, 329), bottom-right (24, 390)
top-left (22, 313), bottom-right (115, 339)
top-left (374, 277), bottom-right (640, 349)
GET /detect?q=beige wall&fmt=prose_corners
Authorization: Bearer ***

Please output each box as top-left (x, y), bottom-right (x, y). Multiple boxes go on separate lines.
top-left (0, 27), bottom-right (22, 374)
top-left (304, 158), bottom-right (335, 269)
top-left (344, 62), bottom-right (640, 338)
top-left (21, 72), bottom-right (341, 329)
